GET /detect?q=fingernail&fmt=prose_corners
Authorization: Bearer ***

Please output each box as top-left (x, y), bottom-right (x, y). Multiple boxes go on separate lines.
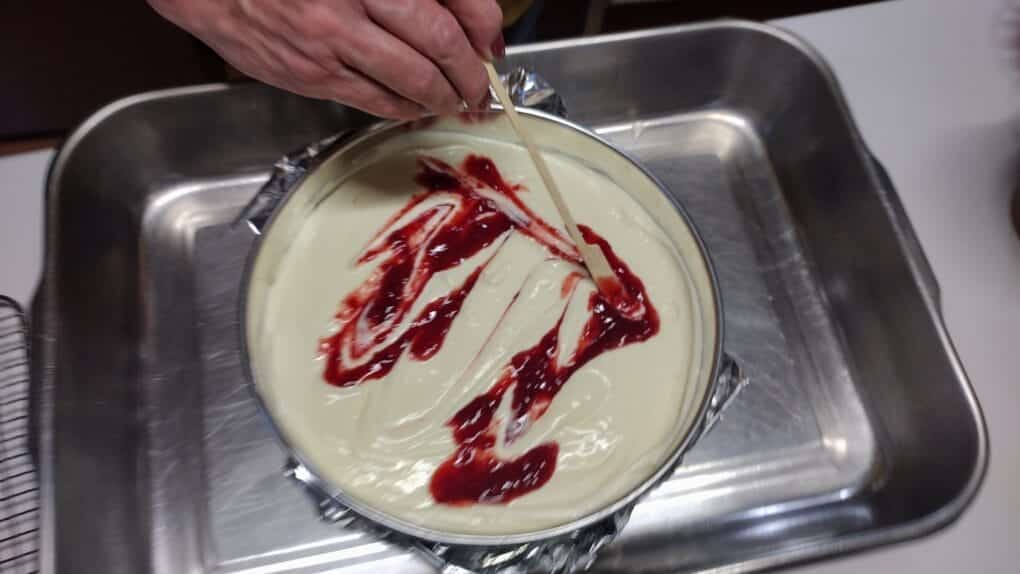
top-left (491, 34), bottom-right (506, 59)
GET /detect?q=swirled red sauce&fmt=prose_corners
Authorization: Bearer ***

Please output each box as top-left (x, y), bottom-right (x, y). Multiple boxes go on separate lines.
top-left (319, 154), bottom-right (659, 505)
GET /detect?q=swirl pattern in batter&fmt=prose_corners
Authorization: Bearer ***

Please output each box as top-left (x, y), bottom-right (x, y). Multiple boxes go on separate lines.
top-left (255, 133), bottom-right (702, 535)
top-left (318, 154), bottom-right (659, 506)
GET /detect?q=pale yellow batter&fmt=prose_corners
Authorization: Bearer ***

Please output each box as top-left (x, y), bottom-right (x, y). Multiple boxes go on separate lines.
top-left (247, 119), bottom-right (715, 535)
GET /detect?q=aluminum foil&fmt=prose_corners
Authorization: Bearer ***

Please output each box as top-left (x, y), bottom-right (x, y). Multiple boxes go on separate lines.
top-left (287, 458), bottom-right (632, 574)
top-left (237, 68), bottom-right (747, 573)
top-left (284, 356), bottom-right (745, 574)
top-left (234, 132), bottom-right (344, 234)
top-left (500, 67), bottom-right (568, 118)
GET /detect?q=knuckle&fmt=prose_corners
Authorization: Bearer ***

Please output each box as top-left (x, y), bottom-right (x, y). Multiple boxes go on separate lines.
top-left (324, 84), bottom-right (354, 105)
top-left (380, 101), bottom-right (416, 120)
top-left (314, 9), bottom-right (361, 45)
top-left (390, 0), bottom-right (418, 22)
top-left (300, 5), bottom-right (342, 37)
top-left (465, 72), bottom-right (489, 103)
top-left (430, 13), bottom-right (464, 56)
top-left (375, 103), bottom-right (398, 118)
top-left (454, 0), bottom-right (502, 43)
top-left (323, 75), bottom-right (358, 102)
top-left (484, 1), bottom-right (504, 33)
top-left (289, 59), bottom-right (330, 84)
top-left (306, 21), bottom-right (334, 40)
top-left (330, 65), bottom-right (359, 84)
top-left (406, 68), bottom-right (444, 103)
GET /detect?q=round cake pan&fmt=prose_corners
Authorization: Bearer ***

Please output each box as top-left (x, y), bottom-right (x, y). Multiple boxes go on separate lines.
top-left (238, 109), bottom-right (738, 552)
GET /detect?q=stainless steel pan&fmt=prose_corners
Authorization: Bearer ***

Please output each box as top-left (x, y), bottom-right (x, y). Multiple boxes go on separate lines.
top-left (24, 20), bottom-right (985, 574)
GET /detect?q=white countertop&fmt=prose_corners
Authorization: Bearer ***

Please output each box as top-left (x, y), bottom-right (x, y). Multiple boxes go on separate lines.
top-left (1, 0), bottom-right (1016, 571)
top-left (779, 1), bottom-right (1018, 572)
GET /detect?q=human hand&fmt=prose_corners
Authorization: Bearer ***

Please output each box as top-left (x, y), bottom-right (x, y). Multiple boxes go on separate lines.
top-left (149, 0), bottom-right (505, 119)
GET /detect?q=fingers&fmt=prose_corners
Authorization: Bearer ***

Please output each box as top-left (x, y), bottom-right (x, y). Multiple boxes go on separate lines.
top-left (175, 0), bottom-right (500, 118)
top-left (323, 72), bottom-right (428, 119)
top-left (267, 37), bottom-right (427, 119)
top-left (229, 23), bottom-right (427, 120)
top-left (364, 0), bottom-right (490, 107)
top-left (443, 0), bottom-right (505, 60)
top-left (335, 20), bottom-right (465, 114)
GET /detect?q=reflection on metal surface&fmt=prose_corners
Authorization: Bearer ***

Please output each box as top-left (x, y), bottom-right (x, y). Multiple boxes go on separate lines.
top-left (698, 354), bottom-right (748, 438)
top-left (32, 21), bottom-right (985, 574)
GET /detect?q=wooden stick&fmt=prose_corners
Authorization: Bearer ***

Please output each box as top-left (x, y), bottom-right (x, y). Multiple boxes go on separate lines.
top-left (483, 62), bottom-right (618, 291)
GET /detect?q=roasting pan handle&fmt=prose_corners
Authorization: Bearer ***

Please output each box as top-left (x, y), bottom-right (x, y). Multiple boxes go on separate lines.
top-left (868, 156), bottom-right (941, 307)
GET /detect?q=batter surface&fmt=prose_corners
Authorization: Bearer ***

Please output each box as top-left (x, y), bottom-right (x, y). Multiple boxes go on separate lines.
top-left (252, 129), bottom-right (706, 535)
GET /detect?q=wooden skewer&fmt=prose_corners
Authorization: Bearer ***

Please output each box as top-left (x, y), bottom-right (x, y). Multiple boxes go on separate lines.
top-left (483, 62), bottom-right (618, 293)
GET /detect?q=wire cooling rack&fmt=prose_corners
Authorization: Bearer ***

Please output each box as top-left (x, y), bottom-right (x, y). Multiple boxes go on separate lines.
top-left (0, 296), bottom-right (37, 573)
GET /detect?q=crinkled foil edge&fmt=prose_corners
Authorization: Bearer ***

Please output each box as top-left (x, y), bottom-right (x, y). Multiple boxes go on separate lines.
top-left (237, 68), bottom-right (748, 573)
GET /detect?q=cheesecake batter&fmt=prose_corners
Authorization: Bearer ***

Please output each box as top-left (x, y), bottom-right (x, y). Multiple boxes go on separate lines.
top-left (252, 128), bottom-right (706, 535)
